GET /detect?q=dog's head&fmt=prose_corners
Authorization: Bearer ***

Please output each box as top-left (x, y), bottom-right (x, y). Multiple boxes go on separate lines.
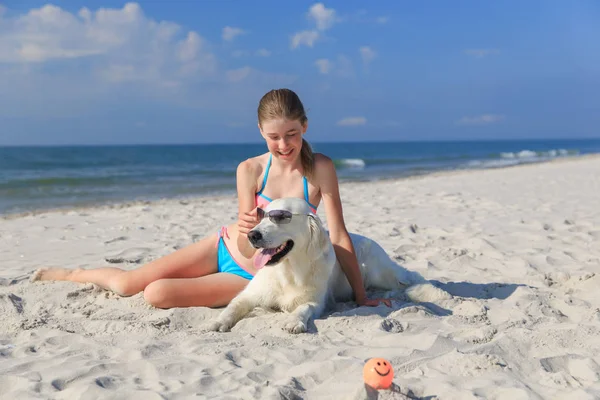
top-left (248, 197), bottom-right (329, 270)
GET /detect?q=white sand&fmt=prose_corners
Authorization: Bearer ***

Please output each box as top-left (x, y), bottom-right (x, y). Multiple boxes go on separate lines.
top-left (2, 156), bottom-right (600, 399)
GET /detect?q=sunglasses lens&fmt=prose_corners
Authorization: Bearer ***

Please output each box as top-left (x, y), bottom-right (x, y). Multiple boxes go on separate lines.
top-left (269, 210), bottom-right (292, 224)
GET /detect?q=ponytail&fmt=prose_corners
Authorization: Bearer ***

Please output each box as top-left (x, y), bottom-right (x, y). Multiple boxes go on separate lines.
top-left (300, 138), bottom-right (315, 179)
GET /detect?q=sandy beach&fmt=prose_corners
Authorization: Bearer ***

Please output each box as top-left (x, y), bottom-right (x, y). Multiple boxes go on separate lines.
top-left (2, 155), bottom-right (600, 399)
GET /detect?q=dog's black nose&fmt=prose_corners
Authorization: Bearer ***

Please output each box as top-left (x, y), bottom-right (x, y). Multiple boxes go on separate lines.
top-left (247, 230), bottom-right (262, 244)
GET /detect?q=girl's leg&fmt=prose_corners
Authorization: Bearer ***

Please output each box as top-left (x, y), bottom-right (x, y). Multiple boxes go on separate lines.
top-left (32, 231), bottom-right (221, 296)
top-left (143, 273), bottom-right (250, 308)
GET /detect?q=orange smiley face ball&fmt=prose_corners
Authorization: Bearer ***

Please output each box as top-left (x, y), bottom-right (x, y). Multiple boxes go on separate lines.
top-left (363, 358), bottom-right (394, 390)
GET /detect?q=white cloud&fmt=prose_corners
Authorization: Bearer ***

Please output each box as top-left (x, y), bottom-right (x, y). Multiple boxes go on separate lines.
top-left (337, 117), bottom-right (366, 126)
top-left (226, 66), bottom-right (253, 82)
top-left (177, 32), bottom-right (201, 62)
top-left (100, 64), bottom-right (137, 83)
top-left (176, 31), bottom-right (215, 76)
top-left (255, 48), bottom-right (271, 57)
top-left (335, 54), bottom-right (354, 78)
top-left (234, 49), bottom-right (271, 57)
top-left (222, 26), bottom-right (246, 42)
top-left (315, 58), bottom-right (332, 74)
top-left (376, 16), bottom-right (389, 24)
top-left (464, 49), bottom-right (500, 58)
top-left (0, 4), bottom-right (115, 63)
top-left (291, 3), bottom-right (338, 49)
top-left (456, 114), bottom-right (505, 125)
top-left (0, 2), bottom-right (217, 85)
top-left (308, 3), bottom-right (336, 31)
top-left (0, 2), bottom-right (306, 125)
top-left (16, 44), bottom-right (103, 62)
top-left (314, 55), bottom-right (354, 77)
top-left (290, 30), bottom-right (319, 49)
top-left (225, 67), bottom-right (297, 87)
top-left (359, 46), bottom-right (376, 65)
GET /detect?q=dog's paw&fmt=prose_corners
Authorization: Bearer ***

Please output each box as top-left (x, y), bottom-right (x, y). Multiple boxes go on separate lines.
top-left (207, 319), bottom-right (234, 333)
top-left (283, 318), bottom-right (307, 334)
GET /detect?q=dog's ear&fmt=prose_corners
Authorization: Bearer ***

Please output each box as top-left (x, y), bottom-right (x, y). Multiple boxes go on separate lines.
top-left (308, 213), bottom-right (329, 255)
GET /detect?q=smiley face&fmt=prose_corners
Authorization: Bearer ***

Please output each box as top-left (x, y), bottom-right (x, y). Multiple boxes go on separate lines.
top-left (363, 358), bottom-right (394, 390)
top-left (375, 363), bottom-right (390, 376)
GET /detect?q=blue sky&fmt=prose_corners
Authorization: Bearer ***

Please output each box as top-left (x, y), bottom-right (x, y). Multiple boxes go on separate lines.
top-left (0, 1), bottom-right (598, 145)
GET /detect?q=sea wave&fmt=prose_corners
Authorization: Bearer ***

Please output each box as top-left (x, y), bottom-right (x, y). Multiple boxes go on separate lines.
top-left (499, 148), bottom-right (577, 159)
top-left (468, 148), bottom-right (579, 169)
top-left (334, 158), bottom-right (366, 168)
top-left (334, 154), bottom-right (473, 169)
top-left (466, 159), bottom-right (522, 168)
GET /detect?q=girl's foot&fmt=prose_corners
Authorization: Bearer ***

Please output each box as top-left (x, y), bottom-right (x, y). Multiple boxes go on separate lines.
top-left (30, 267), bottom-right (79, 282)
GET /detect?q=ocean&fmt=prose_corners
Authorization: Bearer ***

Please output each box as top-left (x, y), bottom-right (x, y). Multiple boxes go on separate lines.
top-left (1, 139), bottom-right (599, 216)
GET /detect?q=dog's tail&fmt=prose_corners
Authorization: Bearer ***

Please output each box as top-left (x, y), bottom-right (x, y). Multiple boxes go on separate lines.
top-left (360, 238), bottom-right (421, 287)
top-left (364, 240), bottom-right (453, 302)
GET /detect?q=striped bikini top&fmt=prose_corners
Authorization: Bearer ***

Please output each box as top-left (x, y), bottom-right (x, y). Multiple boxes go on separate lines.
top-left (255, 154), bottom-right (318, 213)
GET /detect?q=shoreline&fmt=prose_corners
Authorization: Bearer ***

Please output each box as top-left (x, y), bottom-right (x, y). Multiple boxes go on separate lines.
top-left (3, 152), bottom-right (598, 221)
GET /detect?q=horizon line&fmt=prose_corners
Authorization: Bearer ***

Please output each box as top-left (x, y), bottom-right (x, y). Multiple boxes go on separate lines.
top-left (1, 136), bottom-right (599, 148)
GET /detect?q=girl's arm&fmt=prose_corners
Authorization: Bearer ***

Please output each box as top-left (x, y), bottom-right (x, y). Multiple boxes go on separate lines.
top-left (316, 155), bottom-right (391, 307)
top-left (236, 159), bottom-right (261, 258)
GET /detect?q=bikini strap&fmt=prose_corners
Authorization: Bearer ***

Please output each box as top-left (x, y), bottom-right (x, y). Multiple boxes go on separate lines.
top-left (303, 176), bottom-right (310, 204)
top-left (215, 226), bottom-right (230, 248)
top-left (303, 176), bottom-right (318, 211)
top-left (256, 154), bottom-right (272, 195)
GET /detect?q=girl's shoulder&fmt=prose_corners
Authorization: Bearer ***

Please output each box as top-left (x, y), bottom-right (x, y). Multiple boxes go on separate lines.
top-left (313, 152), bottom-right (335, 174)
top-left (313, 152), bottom-right (333, 165)
top-left (237, 152), bottom-right (270, 181)
top-left (312, 152), bottom-right (338, 186)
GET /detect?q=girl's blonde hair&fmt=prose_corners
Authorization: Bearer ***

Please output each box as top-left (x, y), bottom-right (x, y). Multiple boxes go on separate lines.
top-left (257, 88), bottom-right (314, 179)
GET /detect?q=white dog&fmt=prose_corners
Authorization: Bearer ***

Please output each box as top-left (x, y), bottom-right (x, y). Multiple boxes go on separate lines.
top-left (209, 197), bottom-right (450, 334)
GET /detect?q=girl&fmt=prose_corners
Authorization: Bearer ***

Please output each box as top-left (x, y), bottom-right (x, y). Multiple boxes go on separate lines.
top-left (33, 88), bottom-right (391, 309)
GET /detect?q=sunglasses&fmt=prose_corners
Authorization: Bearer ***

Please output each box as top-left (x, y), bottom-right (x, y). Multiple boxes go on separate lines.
top-left (257, 208), bottom-right (311, 224)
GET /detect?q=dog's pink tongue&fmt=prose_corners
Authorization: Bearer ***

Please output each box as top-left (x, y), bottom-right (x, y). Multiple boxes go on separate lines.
top-left (254, 248), bottom-right (275, 269)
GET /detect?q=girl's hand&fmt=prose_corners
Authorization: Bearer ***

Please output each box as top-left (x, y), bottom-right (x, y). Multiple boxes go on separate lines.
top-left (358, 297), bottom-right (392, 308)
top-left (238, 207), bottom-right (260, 235)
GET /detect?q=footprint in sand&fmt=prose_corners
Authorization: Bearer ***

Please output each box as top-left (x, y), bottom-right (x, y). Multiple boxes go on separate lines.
top-left (461, 326), bottom-right (498, 344)
top-left (0, 293), bottom-right (24, 314)
top-left (0, 275), bottom-right (30, 286)
top-left (380, 318), bottom-right (407, 333)
top-left (449, 301), bottom-right (489, 325)
top-left (569, 357), bottom-right (600, 384)
top-left (588, 230), bottom-right (600, 240)
top-left (95, 376), bottom-right (120, 389)
top-left (391, 305), bottom-right (439, 319)
top-left (540, 354), bottom-right (600, 386)
top-left (66, 284), bottom-right (97, 299)
top-left (103, 236), bottom-right (128, 245)
top-left (543, 271), bottom-right (571, 287)
top-left (104, 247), bottom-right (151, 264)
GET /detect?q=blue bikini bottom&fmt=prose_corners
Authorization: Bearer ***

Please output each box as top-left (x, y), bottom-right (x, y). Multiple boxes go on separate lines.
top-left (216, 227), bottom-right (254, 281)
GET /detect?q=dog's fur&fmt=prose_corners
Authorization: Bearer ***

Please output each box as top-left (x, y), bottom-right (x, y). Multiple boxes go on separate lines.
top-left (209, 197), bottom-right (451, 334)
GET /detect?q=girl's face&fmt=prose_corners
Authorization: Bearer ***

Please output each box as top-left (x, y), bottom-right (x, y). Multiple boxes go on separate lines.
top-left (259, 118), bottom-right (307, 163)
